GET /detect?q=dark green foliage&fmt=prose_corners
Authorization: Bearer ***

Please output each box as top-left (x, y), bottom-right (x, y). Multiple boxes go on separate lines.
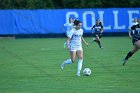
top-left (0, 0), bottom-right (139, 9)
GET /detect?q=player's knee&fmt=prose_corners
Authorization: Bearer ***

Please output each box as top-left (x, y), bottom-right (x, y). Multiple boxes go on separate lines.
top-left (71, 59), bottom-right (76, 63)
top-left (79, 58), bottom-right (83, 62)
top-left (135, 41), bottom-right (140, 49)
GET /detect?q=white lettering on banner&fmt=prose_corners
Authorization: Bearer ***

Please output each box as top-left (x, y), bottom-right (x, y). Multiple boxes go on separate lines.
top-left (98, 11), bottom-right (111, 30)
top-left (128, 10), bottom-right (139, 27)
top-left (113, 11), bottom-right (125, 29)
top-left (66, 10), bottom-right (140, 31)
top-left (66, 12), bottom-right (78, 23)
top-left (83, 11), bottom-right (95, 30)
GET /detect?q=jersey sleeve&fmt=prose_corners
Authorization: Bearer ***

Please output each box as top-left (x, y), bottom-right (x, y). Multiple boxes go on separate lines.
top-left (67, 29), bottom-right (74, 38)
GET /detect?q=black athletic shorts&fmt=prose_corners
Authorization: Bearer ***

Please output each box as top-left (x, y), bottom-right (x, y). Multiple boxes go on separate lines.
top-left (95, 32), bottom-right (102, 38)
top-left (132, 34), bottom-right (140, 44)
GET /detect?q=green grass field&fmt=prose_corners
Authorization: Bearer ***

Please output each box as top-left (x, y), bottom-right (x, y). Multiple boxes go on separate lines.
top-left (0, 37), bottom-right (140, 93)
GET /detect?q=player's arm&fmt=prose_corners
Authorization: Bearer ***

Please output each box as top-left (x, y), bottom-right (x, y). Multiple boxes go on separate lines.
top-left (82, 37), bottom-right (88, 46)
top-left (62, 23), bottom-right (67, 33)
top-left (101, 24), bottom-right (104, 33)
top-left (66, 29), bottom-right (74, 50)
top-left (129, 25), bottom-right (134, 39)
top-left (128, 28), bottom-right (132, 39)
top-left (66, 37), bottom-right (70, 50)
top-left (63, 23), bottom-right (69, 32)
top-left (91, 25), bottom-right (95, 34)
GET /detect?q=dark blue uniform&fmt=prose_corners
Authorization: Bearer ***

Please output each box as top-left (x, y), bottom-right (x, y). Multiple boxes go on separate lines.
top-left (131, 24), bottom-right (140, 44)
top-left (92, 22), bottom-right (103, 38)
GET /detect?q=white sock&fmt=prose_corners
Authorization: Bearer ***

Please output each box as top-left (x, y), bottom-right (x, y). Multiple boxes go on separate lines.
top-left (63, 59), bottom-right (72, 65)
top-left (77, 59), bottom-right (83, 74)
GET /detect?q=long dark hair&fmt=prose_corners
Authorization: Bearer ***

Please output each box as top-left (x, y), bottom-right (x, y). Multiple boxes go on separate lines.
top-left (73, 19), bottom-right (81, 26)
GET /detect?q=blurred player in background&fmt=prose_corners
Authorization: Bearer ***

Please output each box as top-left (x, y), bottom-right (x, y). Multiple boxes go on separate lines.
top-left (63, 18), bottom-right (73, 48)
top-left (61, 20), bottom-right (88, 76)
top-left (132, 18), bottom-right (138, 25)
top-left (91, 19), bottom-right (104, 48)
top-left (129, 18), bottom-right (139, 39)
top-left (122, 19), bottom-right (140, 66)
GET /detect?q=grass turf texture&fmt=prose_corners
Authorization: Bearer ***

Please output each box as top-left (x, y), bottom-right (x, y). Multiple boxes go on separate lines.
top-left (0, 37), bottom-right (140, 93)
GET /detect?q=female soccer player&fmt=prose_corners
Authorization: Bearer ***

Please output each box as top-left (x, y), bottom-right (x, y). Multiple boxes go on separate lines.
top-left (63, 18), bottom-right (74, 48)
top-left (132, 18), bottom-right (138, 25)
top-left (122, 19), bottom-right (140, 66)
top-left (129, 18), bottom-right (138, 39)
top-left (61, 20), bottom-right (88, 76)
top-left (91, 19), bottom-right (103, 48)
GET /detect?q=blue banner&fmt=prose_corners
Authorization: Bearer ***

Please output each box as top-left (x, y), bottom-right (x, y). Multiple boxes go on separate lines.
top-left (0, 8), bottom-right (139, 35)
top-left (0, 10), bottom-right (14, 34)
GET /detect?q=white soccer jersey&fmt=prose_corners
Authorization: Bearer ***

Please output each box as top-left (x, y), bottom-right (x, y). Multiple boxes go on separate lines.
top-left (132, 22), bottom-right (138, 26)
top-left (68, 28), bottom-right (83, 48)
top-left (64, 22), bottom-right (74, 36)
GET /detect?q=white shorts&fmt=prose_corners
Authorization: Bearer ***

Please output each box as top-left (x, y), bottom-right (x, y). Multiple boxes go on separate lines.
top-left (69, 45), bottom-right (83, 52)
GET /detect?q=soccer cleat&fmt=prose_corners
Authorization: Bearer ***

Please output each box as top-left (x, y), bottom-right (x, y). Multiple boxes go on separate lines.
top-left (76, 73), bottom-right (81, 77)
top-left (122, 58), bottom-right (127, 66)
top-left (100, 46), bottom-right (103, 49)
top-left (61, 63), bottom-right (65, 70)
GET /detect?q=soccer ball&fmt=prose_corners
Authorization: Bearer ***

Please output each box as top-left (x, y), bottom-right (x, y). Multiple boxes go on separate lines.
top-left (83, 68), bottom-right (91, 76)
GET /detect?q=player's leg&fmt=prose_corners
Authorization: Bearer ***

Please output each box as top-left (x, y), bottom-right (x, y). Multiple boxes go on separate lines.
top-left (123, 40), bottom-right (140, 66)
top-left (91, 33), bottom-right (97, 43)
top-left (123, 46), bottom-right (138, 66)
top-left (76, 49), bottom-right (83, 76)
top-left (70, 51), bottom-right (77, 62)
top-left (134, 40), bottom-right (140, 48)
top-left (61, 50), bottom-right (76, 69)
top-left (96, 35), bottom-right (102, 48)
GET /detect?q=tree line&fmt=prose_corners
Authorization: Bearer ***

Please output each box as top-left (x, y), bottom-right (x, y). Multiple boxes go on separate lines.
top-left (0, 0), bottom-right (140, 9)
